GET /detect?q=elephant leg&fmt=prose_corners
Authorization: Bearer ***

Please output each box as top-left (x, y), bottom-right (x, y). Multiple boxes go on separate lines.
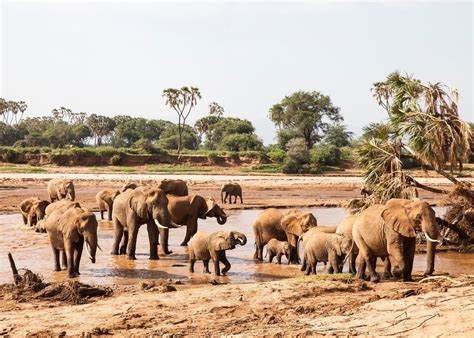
top-left (311, 261), bottom-right (318, 275)
top-left (301, 255), bottom-right (307, 271)
top-left (233, 195), bottom-right (237, 204)
top-left (349, 250), bottom-right (357, 275)
top-left (181, 220), bottom-right (197, 246)
top-left (120, 231), bottom-right (128, 255)
top-left (403, 237), bottom-right (416, 282)
top-left (382, 257), bottom-right (392, 279)
top-left (52, 246), bottom-right (61, 272)
top-left (220, 252), bottom-right (231, 274)
top-left (424, 240), bottom-right (436, 276)
top-left (367, 256), bottom-right (379, 283)
top-left (65, 241), bottom-right (76, 278)
top-left (276, 253), bottom-right (282, 264)
top-left (356, 254), bottom-right (367, 280)
top-left (327, 265), bottom-right (334, 274)
top-left (203, 260), bottom-right (211, 274)
top-left (111, 219), bottom-right (123, 255)
top-left (240, 195), bottom-right (243, 204)
top-left (189, 259), bottom-right (196, 273)
top-left (61, 251), bottom-right (67, 270)
top-left (258, 245), bottom-right (264, 261)
top-left (305, 261), bottom-right (311, 275)
top-left (159, 228), bottom-right (172, 255)
top-left (74, 238), bottom-right (84, 275)
top-left (146, 222), bottom-right (159, 260)
top-left (328, 252), bottom-right (339, 274)
top-left (100, 210), bottom-right (105, 220)
top-left (126, 225), bottom-right (140, 260)
top-left (213, 259), bottom-right (221, 276)
top-left (108, 206), bottom-right (113, 221)
top-left (268, 253), bottom-right (275, 263)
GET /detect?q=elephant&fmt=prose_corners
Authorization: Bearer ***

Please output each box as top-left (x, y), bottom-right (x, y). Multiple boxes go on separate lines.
top-left (188, 230), bottom-right (247, 275)
top-left (45, 199), bottom-right (81, 216)
top-left (111, 187), bottom-right (181, 260)
top-left (159, 179), bottom-right (188, 196)
top-left (252, 208), bottom-right (301, 261)
top-left (335, 215), bottom-right (358, 274)
top-left (352, 199), bottom-right (442, 283)
top-left (300, 228), bottom-right (353, 275)
top-left (43, 205), bottom-right (99, 278)
top-left (121, 182), bottom-right (139, 192)
top-left (96, 189), bottom-right (120, 221)
top-left (19, 197), bottom-right (49, 228)
top-left (280, 211), bottom-right (318, 264)
top-left (47, 179), bottom-right (75, 202)
top-left (265, 238), bottom-right (290, 264)
top-left (221, 183), bottom-right (243, 204)
top-left (159, 195), bottom-right (228, 253)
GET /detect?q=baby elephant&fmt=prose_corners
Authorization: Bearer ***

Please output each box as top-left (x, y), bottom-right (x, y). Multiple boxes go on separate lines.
top-left (301, 228), bottom-right (353, 275)
top-left (188, 230), bottom-right (247, 276)
top-left (266, 239), bottom-right (290, 264)
top-left (96, 189), bottom-right (120, 220)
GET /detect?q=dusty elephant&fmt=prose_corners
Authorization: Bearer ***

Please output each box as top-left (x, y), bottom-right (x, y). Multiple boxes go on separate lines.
top-left (159, 195), bottom-right (228, 253)
top-left (47, 179), bottom-right (75, 202)
top-left (96, 189), bottom-right (120, 221)
top-left (352, 199), bottom-right (442, 282)
top-left (45, 199), bottom-right (81, 217)
top-left (159, 179), bottom-right (188, 196)
top-left (265, 238), bottom-right (290, 264)
top-left (280, 211), bottom-right (318, 264)
top-left (111, 187), bottom-right (181, 260)
top-left (221, 183), bottom-right (243, 204)
top-left (44, 205), bottom-right (100, 278)
top-left (252, 208), bottom-right (300, 261)
top-left (121, 182), bottom-right (139, 192)
top-left (19, 197), bottom-right (50, 229)
top-left (188, 230), bottom-right (247, 275)
top-left (300, 228), bottom-right (353, 275)
top-left (335, 215), bottom-right (358, 274)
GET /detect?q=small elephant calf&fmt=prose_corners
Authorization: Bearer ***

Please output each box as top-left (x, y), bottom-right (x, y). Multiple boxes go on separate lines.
top-left (301, 229), bottom-right (353, 275)
top-left (265, 238), bottom-right (290, 264)
top-left (188, 230), bottom-right (247, 276)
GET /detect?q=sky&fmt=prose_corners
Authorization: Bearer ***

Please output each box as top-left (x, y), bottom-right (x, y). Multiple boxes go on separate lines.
top-left (1, 1), bottom-right (473, 144)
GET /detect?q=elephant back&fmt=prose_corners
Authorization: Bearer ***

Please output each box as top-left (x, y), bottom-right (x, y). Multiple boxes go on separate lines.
top-left (188, 231), bottom-right (211, 260)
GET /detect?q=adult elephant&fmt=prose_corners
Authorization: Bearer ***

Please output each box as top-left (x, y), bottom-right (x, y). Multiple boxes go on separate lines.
top-left (19, 197), bottom-right (50, 228)
top-left (188, 230), bottom-right (247, 275)
top-left (159, 195), bottom-right (228, 253)
top-left (47, 179), bottom-right (75, 202)
top-left (280, 211), bottom-right (318, 264)
top-left (352, 199), bottom-right (442, 282)
top-left (221, 183), bottom-right (243, 204)
top-left (44, 206), bottom-right (99, 278)
top-left (111, 187), bottom-right (181, 260)
top-left (159, 179), bottom-right (188, 196)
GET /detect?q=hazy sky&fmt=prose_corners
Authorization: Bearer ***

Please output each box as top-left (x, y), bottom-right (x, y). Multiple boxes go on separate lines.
top-left (1, 1), bottom-right (472, 144)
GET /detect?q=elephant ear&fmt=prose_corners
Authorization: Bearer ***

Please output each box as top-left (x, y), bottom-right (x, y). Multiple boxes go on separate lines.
top-left (129, 190), bottom-right (149, 220)
top-left (20, 199), bottom-right (33, 213)
top-left (38, 200), bottom-right (50, 210)
top-left (382, 205), bottom-right (416, 238)
top-left (60, 209), bottom-right (80, 243)
top-left (213, 231), bottom-right (233, 251)
top-left (281, 214), bottom-right (303, 236)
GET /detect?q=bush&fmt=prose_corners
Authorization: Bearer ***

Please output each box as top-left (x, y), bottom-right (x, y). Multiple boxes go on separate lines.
top-left (217, 133), bottom-right (263, 152)
top-left (286, 138), bottom-right (309, 164)
top-left (282, 160), bottom-right (320, 174)
top-left (207, 151), bottom-right (219, 163)
top-left (267, 147), bottom-right (287, 163)
top-left (109, 154), bottom-right (122, 165)
top-left (1, 148), bottom-right (18, 163)
top-left (310, 144), bottom-right (341, 166)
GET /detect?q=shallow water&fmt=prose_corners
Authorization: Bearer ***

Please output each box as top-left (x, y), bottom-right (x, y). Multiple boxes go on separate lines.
top-left (1, 208), bottom-right (472, 285)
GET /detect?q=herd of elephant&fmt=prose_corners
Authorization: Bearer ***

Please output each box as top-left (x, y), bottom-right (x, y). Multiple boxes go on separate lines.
top-left (18, 178), bottom-right (443, 282)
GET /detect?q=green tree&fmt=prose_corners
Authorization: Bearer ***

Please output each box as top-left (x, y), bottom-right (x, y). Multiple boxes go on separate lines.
top-left (324, 123), bottom-right (353, 147)
top-left (86, 114), bottom-right (116, 146)
top-left (269, 91), bottom-right (342, 149)
top-left (217, 133), bottom-right (263, 151)
top-left (163, 86), bottom-right (201, 154)
top-left (205, 117), bottom-right (255, 150)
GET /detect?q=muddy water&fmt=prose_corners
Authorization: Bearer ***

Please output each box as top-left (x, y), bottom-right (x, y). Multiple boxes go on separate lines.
top-left (1, 208), bottom-right (473, 285)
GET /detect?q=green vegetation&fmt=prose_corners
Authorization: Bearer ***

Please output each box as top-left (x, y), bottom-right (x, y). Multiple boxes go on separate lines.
top-left (240, 164), bottom-right (283, 173)
top-left (145, 165), bottom-right (212, 173)
top-left (0, 165), bottom-right (46, 173)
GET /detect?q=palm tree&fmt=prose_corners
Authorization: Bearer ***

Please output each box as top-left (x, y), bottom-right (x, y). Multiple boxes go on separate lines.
top-left (163, 86), bottom-right (201, 154)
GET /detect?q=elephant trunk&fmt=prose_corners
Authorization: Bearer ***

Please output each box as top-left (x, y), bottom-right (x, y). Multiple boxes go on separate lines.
top-left (85, 236), bottom-right (98, 264)
top-left (217, 213), bottom-right (228, 225)
top-left (234, 232), bottom-right (247, 246)
top-left (221, 190), bottom-right (224, 203)
top-left (424, 240), bottom-right (436, 276)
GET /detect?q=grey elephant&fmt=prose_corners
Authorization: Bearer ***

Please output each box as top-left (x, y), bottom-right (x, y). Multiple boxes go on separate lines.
top-left (265, 238), bottom-right (290, 264)
top-left (300, 228), bottom-right (353, 275)
top-left (352, 198), bottom-right (442, 282)
top-left (111, 187), bottom-right (181, 260)
top-left (335, 215), bottom-right (358, 274)
top-left (221, 183), bottom-right (243, 204)
top-left (19, 197), bottom-right (50, 229)
top-left (280, 210), bottom-right (318, 264)
top-left (44, 205), bottom-right (99, 278)
top-left (47, 179), bottom-right (75, 202)
top-left (159, 179), bottom-right (188, 196)
top-left (188, 230), bottom-right (247, 275)
top-left (159, 195), bottom-right (228, 254)
top-left (45, 199), bottom-right (81, 216)
top-left (96, 189), bottom-right (120, 220)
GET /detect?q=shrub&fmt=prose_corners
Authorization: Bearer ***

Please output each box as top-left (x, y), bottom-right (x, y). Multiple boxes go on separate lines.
top-left (267, 147), bottom-right (287, 163)
top-left (282, 160), bottom-right (320, 174)
top-left (109, 154), bottom-right (122, 165)
top-left (1, 148), bottom-right (18, 163)
top-left (207, 151), bottom-right (219, 163)
top-left (282, 160), bottom-right (301, 174)
top-left (217, 133), bottom-right (263, 152)
top-left (286, 138), bottom-right (309, 164)
top-left (310, 144), bottom-right (341, 166)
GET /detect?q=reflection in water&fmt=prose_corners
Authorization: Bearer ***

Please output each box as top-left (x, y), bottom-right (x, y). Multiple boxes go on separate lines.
top-left (0, 208), bottom-right (472, 285)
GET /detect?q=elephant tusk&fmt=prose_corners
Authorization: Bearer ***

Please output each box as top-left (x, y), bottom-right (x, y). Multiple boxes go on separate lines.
top-left (86, 242), bottom-right (93, 261)
top-left (154, 219), bottom-right (167, 229)
top-left (425, 232), bottom-right (443, 244)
